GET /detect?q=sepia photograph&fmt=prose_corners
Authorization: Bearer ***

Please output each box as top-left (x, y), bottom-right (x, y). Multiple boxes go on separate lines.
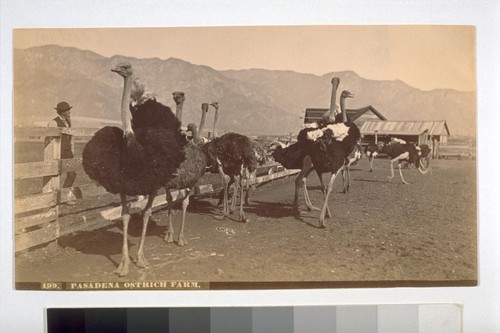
top-left (13, 25), bottom-right (477, 290)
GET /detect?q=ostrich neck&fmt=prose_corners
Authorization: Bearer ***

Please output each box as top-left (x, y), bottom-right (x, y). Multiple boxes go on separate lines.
top-left (176, 102), bottom-right (183, 123)
top-left (199, 111), bottom-right (207, 139)
top-left (191, 126), bottom-right (199, 142)
top-left (340, 97), bottom-right (347, 123)
top-left (212, 107), bottom-right (219, 138)
top-left (329, 81), bottom-right (339, 115)
top-left (121, 75), bottom-right (133, 133)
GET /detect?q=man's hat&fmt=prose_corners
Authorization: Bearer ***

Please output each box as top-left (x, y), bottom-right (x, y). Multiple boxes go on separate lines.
top-left (54, 101), bottom-right (73, 112)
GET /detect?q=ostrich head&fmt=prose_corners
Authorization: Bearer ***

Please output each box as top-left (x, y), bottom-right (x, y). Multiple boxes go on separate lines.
top-left (210, 102), bottom-right (219, 110)
top-left (172, 91), bottom-right (185, 105)
top-left (340, 90), bottom-right (354, 100)
top-left (201, 103), bottom-right (209, 113)
top-left (331, 77), bottom-right (340, 87)
top-left (186, 123), bottom-right (197, 132)
top-left (111, 62), bottom-right (133, 78)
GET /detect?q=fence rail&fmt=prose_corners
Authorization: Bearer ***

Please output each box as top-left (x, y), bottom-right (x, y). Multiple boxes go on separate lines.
top-left (14, 127), bottom-right (297, 253)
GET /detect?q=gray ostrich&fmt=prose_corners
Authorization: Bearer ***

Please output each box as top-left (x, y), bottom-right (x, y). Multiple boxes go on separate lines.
top-left (82, 63), bottom-right (185, 276)
top-left (202, 132), bottom-right (257, 222)
top-left (162, 94), bottom-right (207, 246)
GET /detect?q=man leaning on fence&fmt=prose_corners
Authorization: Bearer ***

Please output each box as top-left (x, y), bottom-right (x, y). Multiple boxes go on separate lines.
top-left (48, 101), bottom-right (77, 205)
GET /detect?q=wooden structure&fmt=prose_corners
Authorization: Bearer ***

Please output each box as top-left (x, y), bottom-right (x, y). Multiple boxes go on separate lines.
top-left (14, 127), bottom-right (298, 253)
top-left (360, 120), bottom-right (451, 159)
top-left (303, 106), bottom-right (387, 128)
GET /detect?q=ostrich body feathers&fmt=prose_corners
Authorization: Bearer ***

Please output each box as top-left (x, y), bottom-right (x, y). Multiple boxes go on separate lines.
top-left (202, 133), bottom-right (257, 176)
top-left (82, 99), bottom-right (186, 196)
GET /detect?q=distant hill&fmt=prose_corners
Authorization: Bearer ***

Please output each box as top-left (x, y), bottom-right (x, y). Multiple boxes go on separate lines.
top-left (14, 45), bottom-right (476, 136)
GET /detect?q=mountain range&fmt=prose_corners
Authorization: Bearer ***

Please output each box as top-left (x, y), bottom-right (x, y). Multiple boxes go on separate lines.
top-left (14, 45), bottom-right (476, 137)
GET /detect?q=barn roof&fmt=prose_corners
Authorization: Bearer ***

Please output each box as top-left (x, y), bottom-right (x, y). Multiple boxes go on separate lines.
top-left (303, 105), bottom-right (387, 124)
top-left (360, 120), bottom-right (450, 136)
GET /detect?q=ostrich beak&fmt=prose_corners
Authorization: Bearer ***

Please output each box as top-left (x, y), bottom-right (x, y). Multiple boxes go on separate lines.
top-left (346, 92), bottom-right (355, 98)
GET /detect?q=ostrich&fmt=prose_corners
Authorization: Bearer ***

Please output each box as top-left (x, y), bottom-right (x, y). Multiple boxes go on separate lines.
top-left (272, 77), bottom-right (341, 216)
top-left (307, 109), bottom-right (361, 227)
top-left (82, 63), bottom-right (185, 276)
top-left (364, 143), bottom-right (380, 172)
top-left (202, 132), bottom-right (257, 222)
top-left (131, 90), bottom-right (207, 246)
top-left (381, 139), bottom-right (431, 184)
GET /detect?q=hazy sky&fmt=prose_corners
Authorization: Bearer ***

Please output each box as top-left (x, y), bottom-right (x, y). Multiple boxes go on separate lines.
top-left (14, 25), bottom-right (476, 92)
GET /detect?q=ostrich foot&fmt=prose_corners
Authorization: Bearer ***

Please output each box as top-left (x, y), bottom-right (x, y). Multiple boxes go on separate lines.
top-left (369, 169), bottom-right (373, 172)
top-left (305, 204), bottom-right (321, 211)
top-left (164, 231), bottom-right (174, 243)
top-left (387, 176), bottom-right (394, 182)
top-left (177, 235), bottom-right (187, 246)
top-left (292, 207), bottom-right (309, 217)
top-left (214, 213), bottom-right (227, 220)
top-left (115, 256), bottom-right (130, 277)
top-left (318, 219), bottom-right (327, 229)
top-left (136, 254), bottom-right (149, 269)
top-left (402, 180), bottom-right (410, 185)
top-left (239, 215), bottom-right (249, 223)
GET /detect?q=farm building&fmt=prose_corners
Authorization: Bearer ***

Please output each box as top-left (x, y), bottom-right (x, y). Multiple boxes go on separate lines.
top-left (360, 120), bottom-right (451, 159)
top-left (303, 106), bottom-right (387, 128)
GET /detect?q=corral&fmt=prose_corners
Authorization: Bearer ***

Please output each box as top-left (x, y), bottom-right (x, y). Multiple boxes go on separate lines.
top-left (15, 129), bottom-right (477, 289)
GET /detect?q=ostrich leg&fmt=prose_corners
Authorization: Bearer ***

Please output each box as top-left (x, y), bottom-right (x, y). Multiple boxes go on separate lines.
top-left (164, 191), bottom-right (175, 243)
top-left (398, 162), bottom-right (410, 185)
top-left (319, 169), bottom-right (342, 228)
top-left (293, 156), bottom-right (318, 215)
top-left (136, 192), bottom-right (156, 268)
top-left (177, 189), bottom-right (191, 246)
top-left (341, 165), bottom-right (351, 193)
top-left (216, 158), bottom-right (230, 217)
top-left (238, 166), bottom-right (249, 223)
top-left (115, 193), bottom-right (131, 276)
top-left (316, 171), bottom-right (332, 218)
top-left (369, 156), bottom-right (375, 172)
top-left (388, 152), bottom-right (410, 184)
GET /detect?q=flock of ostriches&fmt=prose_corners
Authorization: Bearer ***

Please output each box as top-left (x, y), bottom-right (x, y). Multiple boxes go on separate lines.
top-left (82, 63), bottom-right (431, 276)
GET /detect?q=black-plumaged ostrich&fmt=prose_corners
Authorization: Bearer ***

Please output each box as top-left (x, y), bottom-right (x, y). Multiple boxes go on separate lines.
top-left (82, 63), bottom-right (185, 276)
top-left (364, 143), bottom-right (380, 172)
top-left (202, 132), bottom-right (257, 222)
top-left (161, 94), bottom-right (207, 246)
top-left (273, 77), bottom-right (341, 217)
top-left (279, 78), bottom-right (360, 227)
top-left (380, 139), bottom-right (431, 184)
top-left (129, 88), bottom-right (207, 246)
top-left (306, 101), bottom-right (361, 227)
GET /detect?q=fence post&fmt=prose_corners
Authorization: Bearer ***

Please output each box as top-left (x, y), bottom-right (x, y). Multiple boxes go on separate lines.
top-left (43, 130), bottom-right (62, 244)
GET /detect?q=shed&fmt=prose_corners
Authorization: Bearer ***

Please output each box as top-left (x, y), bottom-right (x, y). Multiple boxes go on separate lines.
top-left (303, 105), bottom-right (387, 129)
top-left (360, 120), bottom-right (450, 159)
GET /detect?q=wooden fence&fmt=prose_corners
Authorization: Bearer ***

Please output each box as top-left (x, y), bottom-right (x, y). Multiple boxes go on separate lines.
top-left (14, 127), bottom-right (298, 253)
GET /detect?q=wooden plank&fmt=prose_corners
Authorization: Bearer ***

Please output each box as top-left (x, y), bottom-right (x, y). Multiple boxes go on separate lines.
top-left (249, 169), bottom-right (300, 185)
top-left (15, 192), bottom-right (57, 214)
top-left (61, 127), bottom-right (99, 137)
top-left (15, 160), bottom-right (59, 179)
top-left (58, 213), bottom-right (116, 236)
top-left (76, 183), bottom-right (109, 198)
top-left (15, 127), bottom-right (62, 138)
top-left (15, 222), bottom-right (58, 252)
top-left (60, 157), bottom-right (82, 173)
top-left (15, 208), bottom-right (57, 232)
top-left (100, 189), bottom-right (188, 221)
top-left (195, 184), bottom-right (214, 195)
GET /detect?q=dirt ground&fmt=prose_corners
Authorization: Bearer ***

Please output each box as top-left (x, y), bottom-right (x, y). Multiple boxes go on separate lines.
top-left (15, 158), bottom-right (477, 289)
